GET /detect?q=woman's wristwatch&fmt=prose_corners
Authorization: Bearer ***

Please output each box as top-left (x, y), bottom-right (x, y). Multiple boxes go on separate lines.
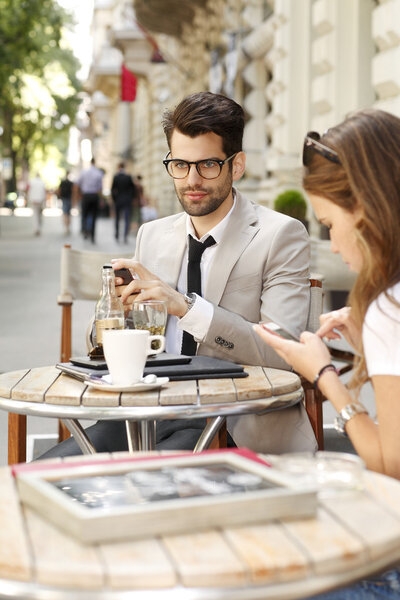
top-left (334, 402), bottom-right (368, 436)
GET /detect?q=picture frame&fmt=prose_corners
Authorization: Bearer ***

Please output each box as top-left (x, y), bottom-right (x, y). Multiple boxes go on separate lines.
top-left (15, 450), bottom-right (317, 544)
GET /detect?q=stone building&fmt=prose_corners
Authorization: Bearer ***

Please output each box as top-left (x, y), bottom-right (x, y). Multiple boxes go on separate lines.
top-left (85, 0), bottom-right (400, 234)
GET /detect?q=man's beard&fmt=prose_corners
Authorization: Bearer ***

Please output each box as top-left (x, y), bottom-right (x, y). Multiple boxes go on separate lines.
top-left (174, 173), bottom-right (232, 217)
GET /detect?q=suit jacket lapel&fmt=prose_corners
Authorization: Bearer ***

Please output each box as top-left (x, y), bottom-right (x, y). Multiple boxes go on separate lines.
top-left (155, 214), bottom-right (187, 288)
top-left (205, 190), bottom-right (260, 305)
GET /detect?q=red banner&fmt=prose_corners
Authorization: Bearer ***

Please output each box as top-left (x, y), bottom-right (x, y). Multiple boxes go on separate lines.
top-left (121, 64), bottom-right (137, 102)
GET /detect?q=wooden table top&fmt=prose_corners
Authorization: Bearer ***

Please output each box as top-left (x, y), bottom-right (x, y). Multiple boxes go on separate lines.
top-left (0, 366), bottom-right (302, 418)
top-left (2, 452), bottom-right (400, 600)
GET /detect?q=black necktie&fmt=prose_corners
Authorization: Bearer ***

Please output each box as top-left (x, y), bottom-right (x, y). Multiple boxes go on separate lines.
top-left (181, 235), bottom-right (216, 355)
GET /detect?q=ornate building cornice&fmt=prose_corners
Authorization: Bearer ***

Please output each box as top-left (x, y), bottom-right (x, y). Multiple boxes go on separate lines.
top-left (133, 0), bottom-right (207, 38)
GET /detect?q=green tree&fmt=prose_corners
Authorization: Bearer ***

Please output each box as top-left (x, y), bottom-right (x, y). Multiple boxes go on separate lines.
top-left (0, 0), bottom-right (81, 193)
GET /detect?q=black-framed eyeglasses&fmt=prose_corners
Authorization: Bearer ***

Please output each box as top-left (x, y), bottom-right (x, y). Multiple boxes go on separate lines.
top-left (303, 131), bottom-right (341, 166)
top-left (163, 152), bottom-right (237, 179)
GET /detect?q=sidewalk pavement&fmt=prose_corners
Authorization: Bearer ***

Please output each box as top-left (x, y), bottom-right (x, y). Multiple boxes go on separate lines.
top-left (0, 208), bottom-right (136, 464)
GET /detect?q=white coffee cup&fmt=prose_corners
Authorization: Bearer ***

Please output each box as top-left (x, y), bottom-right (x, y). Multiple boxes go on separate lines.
top-left (102, 329), bottom-right (165, 386)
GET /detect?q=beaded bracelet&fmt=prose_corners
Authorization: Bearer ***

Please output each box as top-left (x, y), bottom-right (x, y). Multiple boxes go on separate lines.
top-left (313, 363), bottom-right (338, 390)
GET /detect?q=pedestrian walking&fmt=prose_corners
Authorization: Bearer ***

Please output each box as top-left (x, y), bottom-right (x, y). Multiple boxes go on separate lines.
top-left (111, 162), bottom-right (137, 243)
top-left (27, 172), bottom-right (46, 236)
top-left (57, 170), bottom-right (73, 235)
top-left (76, 158), bottom-right (103, 243)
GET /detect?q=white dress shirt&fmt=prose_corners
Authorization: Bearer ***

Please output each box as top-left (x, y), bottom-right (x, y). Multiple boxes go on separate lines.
top-left (165, 195), bottom-right (237, 355)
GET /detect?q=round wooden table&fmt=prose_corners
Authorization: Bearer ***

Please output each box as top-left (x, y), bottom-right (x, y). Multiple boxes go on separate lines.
top-left (1, 452), bottom-right (400, 599)
top-left (0, 365), bottom-right (303, 462)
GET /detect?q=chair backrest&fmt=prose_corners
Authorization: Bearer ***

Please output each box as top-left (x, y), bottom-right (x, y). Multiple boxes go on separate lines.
top-left (310, 237), bottom-right (356, 292)
top-left (59, 244), bottom-right (132, 302)
top-left (307, 275), bottom-right (323, 333)
top-left (58, 244), bottom-right (132, 361)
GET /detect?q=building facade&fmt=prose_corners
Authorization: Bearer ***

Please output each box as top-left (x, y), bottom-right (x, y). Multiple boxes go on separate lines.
top-left (85, 0), bottom-right (400, 234)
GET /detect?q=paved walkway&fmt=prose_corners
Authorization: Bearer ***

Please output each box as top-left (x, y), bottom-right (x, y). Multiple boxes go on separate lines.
top-left (0, 208), bottom-right (136, 464)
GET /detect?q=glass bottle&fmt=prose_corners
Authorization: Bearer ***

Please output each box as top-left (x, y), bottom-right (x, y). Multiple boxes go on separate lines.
top-left (90, 265), bottom-right (124, 358)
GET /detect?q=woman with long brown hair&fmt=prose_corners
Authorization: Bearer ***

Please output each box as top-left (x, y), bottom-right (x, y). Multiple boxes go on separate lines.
top-left (255, 108), bottom-right (400, 597)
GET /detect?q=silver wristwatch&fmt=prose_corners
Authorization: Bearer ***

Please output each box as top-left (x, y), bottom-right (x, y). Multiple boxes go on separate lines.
top-left (183, 292), bottom-right (196, 311)
top-left (334, 402), bottom-right (368, 436)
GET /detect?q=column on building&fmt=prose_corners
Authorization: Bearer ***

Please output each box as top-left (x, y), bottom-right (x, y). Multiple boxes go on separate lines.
top-left (266, 0), bottom-right (312, 204)
top-left (310, 0), bottom-right (374, 135)
top-left (239, 6), bottom-right (275, 206)
top-left (372, 0), bottom-right (400, 114)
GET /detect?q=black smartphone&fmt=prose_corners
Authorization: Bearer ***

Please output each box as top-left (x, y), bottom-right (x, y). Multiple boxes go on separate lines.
top-left (260, 321), bottom-right (299, 342)
top-left (70, 356), bottom-right (107, 370)
top-left (114, 268), bottom-right (134, 285)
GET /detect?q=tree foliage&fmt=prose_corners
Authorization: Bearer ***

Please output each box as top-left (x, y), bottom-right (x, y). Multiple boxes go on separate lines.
top-left (0, 0), bottom-right (81, 190)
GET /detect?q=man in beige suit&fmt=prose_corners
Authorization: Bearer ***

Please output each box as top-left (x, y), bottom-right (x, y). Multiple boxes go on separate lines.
top-left (112, 92), bottom-right (316, 453)
top-left (41, 92), bottom-right (316, 459)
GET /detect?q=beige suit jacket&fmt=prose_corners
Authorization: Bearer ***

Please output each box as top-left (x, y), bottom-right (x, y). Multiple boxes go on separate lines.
top-left (134, 189), bottom-right (317, 453)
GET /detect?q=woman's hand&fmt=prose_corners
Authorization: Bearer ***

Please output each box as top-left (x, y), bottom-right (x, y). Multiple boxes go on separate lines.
top-left (254, 325), bottom-right (331, 383)
top-left (316, 307), bottom-right (360, 349)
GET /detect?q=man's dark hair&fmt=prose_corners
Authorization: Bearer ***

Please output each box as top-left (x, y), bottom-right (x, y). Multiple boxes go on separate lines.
top-left (162, 92), bottom-right (244, 157)
top-left (118, 162), bottom-right (125, 169)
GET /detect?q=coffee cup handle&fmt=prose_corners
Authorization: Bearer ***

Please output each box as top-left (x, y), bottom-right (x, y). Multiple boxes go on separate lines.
top-left (147, 335), bottom-right (165, 355)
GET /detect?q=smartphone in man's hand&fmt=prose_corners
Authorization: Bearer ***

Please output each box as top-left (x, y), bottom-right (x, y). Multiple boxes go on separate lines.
top-left (261, 321), bottom-right (299, 342)
top-left (114, 268), bottom-right (134, 285)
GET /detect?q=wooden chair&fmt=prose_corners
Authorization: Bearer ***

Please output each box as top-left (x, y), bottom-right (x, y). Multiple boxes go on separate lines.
top-left (8, 244), bottom-right (131, 464)
top-left (209, 276), bottom-right (354, 451)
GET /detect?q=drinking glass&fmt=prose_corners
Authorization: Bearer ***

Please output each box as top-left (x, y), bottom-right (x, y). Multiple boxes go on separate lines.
top-left (132, 300), bottom-right (167, 351)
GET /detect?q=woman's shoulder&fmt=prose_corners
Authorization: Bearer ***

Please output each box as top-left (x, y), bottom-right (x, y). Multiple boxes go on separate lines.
top-left (367, 282), bottom-right (400, 322)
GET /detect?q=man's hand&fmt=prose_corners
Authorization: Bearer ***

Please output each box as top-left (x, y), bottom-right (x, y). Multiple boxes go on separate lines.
top-left (111, 258), bottom-right (188, 317)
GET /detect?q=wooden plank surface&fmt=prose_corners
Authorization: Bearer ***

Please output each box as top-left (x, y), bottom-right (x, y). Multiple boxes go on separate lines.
top-left (0, 369), bottom-right (30, 399)
top-left (224, 523), bottom-right (309, 583)
top-left (364, 472), bottom-right (400, 519)
top-left (45, 373), bottom-right (86, 406)
top-left (121, 389), bottom-right (160, 407)
top-left (162, 530), bottom-right (247, 587)
top-left (82, 387), bottom-right (120, 407)
top-left (321, 492), bottom-right (400, 560)
top-left (159, 379), bottom-right (197, 406)
top-left (11, 367), bottom-right (60, 403)
top-left (99, 539), bottom-right (177, 589)
top-left (283, 507), bottom-right (366, 574)
top-left (23, 505), bottom-right (104, 589)
top-left (234, 366), bottom-right (272, 400)
top-left (198, 378), bottom-right (236, 404)
top-left (0, 469), bottom-right (32, 582)
top-left (263, 368), bottom-right (301, 395)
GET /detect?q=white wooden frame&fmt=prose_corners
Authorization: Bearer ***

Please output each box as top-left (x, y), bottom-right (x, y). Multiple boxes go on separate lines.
top-left (16, 451), bottom-right (317, 544)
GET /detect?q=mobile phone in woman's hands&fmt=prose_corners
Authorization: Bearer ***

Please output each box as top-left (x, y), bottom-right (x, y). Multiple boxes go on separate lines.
top-left (260, 321), bottom-right (299, 342)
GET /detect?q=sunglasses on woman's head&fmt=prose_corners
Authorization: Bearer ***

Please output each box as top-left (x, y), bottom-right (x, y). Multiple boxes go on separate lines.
top-left (303, 131), bottom-right (341, 166)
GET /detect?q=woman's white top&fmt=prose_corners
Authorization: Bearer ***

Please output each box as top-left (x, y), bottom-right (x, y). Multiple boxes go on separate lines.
top-left (363, 282), bottom-right (400, 376)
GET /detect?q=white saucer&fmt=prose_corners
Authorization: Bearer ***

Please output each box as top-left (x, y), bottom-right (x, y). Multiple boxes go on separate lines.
top-left (84, 375), bottom-right (169, 392)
